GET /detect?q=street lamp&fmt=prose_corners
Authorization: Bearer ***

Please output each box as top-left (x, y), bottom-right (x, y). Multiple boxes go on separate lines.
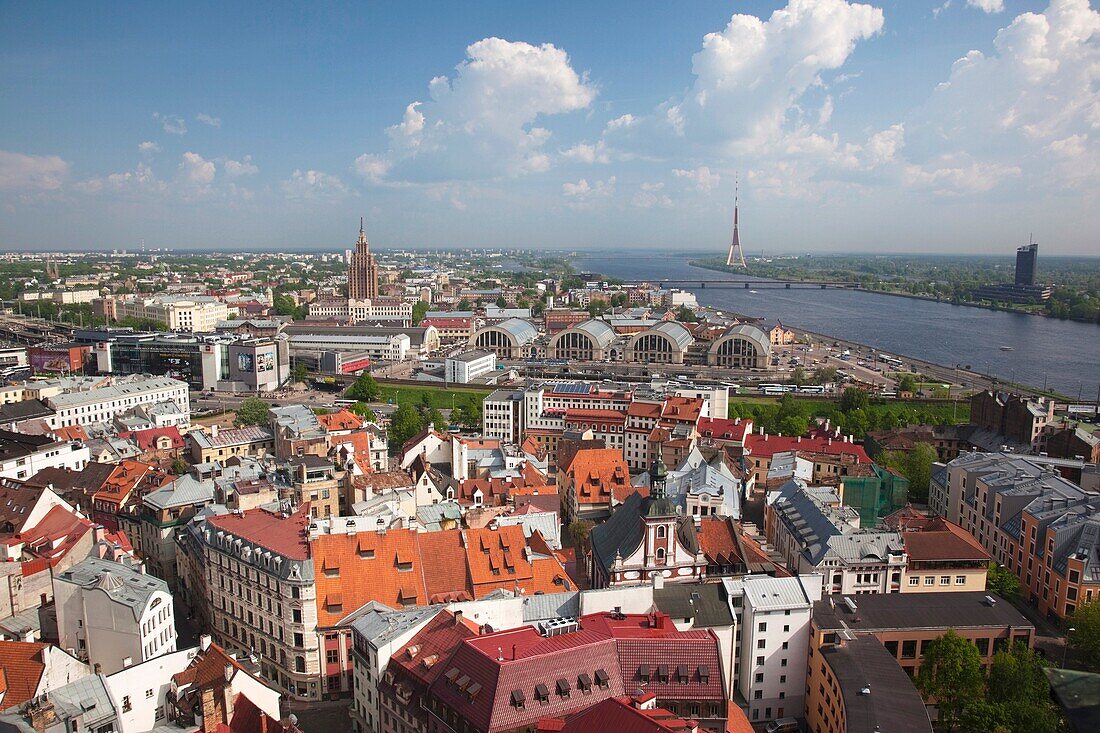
top-left (1062, 627), bottom-right (1075, 669)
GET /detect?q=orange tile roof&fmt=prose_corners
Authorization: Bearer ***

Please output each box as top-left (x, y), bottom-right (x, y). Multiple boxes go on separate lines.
top-left (94, 460), bottom-right (155, 505)
top-left (50, 425), bottom-right (88, 442)
top-left (660, 396), bottom-right (704, 424)
top-left (417, 531), bottom-right (473, 603)
top-left (313, 528), bottom-right (427, 625)
top-left (563, 449), bottom-right (630, 507)
top-left (318, 410), bottom-right (363, 432)
top-left (329, 432), bottom-right (374, 474)
top-left (0, 641), bottom-right (47, 711)
top-left (173, 642), bottom-right (249, 689)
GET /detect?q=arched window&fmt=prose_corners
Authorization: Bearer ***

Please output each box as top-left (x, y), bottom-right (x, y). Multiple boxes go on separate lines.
top-left (656, 525), bottom-right (667, 539)
top-left (295, 656), bottom-right (306, 673)
top-left (656, 548), bottom-right (666, 563)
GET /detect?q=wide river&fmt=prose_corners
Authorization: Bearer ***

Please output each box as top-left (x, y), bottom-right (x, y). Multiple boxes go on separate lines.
top-left (577, 253), bottom-right (1100, 399)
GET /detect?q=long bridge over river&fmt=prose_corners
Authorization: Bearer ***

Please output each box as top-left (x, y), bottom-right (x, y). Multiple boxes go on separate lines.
top-left (621, 279), bottom-right (862, 290)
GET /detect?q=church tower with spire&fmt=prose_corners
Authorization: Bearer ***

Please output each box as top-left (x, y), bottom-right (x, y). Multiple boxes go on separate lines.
top-left (347, 217), bottom-right (379, 300)
top-left (725, 177), bottom-right (747, 268)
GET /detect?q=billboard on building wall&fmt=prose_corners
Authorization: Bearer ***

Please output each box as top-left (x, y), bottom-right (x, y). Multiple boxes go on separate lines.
top-left (256, 350), bottom-right (274, 373)
top-left (30, 350), bottom-right (74, 372)
top-left (237, 353), bottom-right (255, 373)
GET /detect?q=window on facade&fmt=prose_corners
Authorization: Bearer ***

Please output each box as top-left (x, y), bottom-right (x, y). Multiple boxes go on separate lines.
top-left (902, 640), bottom-right (917, 658)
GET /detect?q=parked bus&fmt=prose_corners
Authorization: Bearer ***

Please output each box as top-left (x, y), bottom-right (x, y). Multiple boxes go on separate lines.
top-left (333, 398), bottom-right (358, 407)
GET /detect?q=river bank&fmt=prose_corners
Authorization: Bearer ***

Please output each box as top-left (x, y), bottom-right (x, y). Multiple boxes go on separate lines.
top-left (688, 258), bottom-right (1098, 325)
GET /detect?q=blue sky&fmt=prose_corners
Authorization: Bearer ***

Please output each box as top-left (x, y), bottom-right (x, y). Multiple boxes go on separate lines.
top-left (1, 0), bottom-right (1097, 254)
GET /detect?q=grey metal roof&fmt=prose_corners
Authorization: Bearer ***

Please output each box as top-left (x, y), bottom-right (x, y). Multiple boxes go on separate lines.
top-left (631, 321), bottom-right (693, 350)
top-left (143, 473), bottom-right (215, 510)
top-left (349, 604), bottom-right (441, 649)
top-left (475, 318), bottom-right (538, 345)
top-left (55, 557), bottom-right (169, 620)
top-left (712, 324), bottom-right (771, 355)
top-left (741, 574), bottom-right (813, 612)
top-left (522, 592), bottom-right (580, 623)
top-left (47, 376), bottom-right (187, 410)
top-left (553, 319), bottom-right (615, 349)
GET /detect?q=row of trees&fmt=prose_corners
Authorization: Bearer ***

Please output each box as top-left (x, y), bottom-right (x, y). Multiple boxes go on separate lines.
top-left (728, 389), bottom-right (965, 445)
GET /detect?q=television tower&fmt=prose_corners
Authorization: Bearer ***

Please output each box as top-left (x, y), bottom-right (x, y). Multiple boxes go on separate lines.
top-left (725, 176), bottom-right (746, 268)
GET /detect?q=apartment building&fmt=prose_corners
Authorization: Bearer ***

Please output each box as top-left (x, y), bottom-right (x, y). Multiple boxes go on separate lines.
top-left (936, 451), bottom-right (1100, 619)
top-left (114, 295), bottom-right (229, 332)
top-left (765, 481), bottom-right (907, 595)
top-left (53, 556), bottom-right (176, 674)
top-left (45, 376), bottom-right (190, 430)
top-left (735, 574), bottom-right (823, 725)
top-left (0, 429), bottom-right (89, 480)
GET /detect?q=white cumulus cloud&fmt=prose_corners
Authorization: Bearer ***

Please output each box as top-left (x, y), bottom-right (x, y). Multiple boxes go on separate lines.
top-left (967, 0), bottom-right (1005, 13)
top-left (179, 152), bottom-right (215, 186)
top-left (672, 166), bottom-right (721, 192)
top-left (138, 141), bottom-right (161, 155)
top-left (223, 155), bottom-right (258, 178)
top-left (196, 113), bottom-right (222, 128)
top-left (153, 113), bottom-right (187, 135)
top-left (0, 151), bottom-right (69, 191)
top-left (74, 163), bottom-right (165, 195)
top-left (282, 170), bottom-right (350, 200)
top-left (356, 37), bottom-right (596, 182)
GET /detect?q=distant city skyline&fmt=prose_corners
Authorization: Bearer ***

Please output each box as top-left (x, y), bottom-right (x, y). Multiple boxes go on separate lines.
top-left (1, 0), bottom-right (1097, 255)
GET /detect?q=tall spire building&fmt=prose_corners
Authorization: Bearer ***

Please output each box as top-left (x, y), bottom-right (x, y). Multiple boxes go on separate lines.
top-left (347, 218), bottom-right (379, 300)
top-left (726, 177), bottom-right (743, 268)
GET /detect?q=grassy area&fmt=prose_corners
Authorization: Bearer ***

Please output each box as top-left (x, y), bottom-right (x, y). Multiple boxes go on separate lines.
top-left (371, 382), bottom-right (494, 425)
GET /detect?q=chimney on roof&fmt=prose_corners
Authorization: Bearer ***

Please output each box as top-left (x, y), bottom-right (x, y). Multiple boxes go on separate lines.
top-left (211, 424), bottom-right (219, 439)
top-left (512, 644), bottom-right (517, 660)
top-left (200, 634), bottom-right (212, 651)
top-left (453, 610), bottom-right (463, 626)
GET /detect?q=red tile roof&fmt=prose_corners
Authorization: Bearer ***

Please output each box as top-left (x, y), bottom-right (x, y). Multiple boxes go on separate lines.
top-left (542, 696), bottom-right (695, 732)
top-left (899, 517), bottom-right (991, 563)
top-left (432, 612), bottom-right (723, 733)
top-left (205, 504), bottom-right (311, 561)
top-left (119, 426), bottom-right (185, 451)
top-left (11, 504), bottom-right (93, 569)
top-left (697, 417), bottom-right (752, 443)
top-left (0, 641), bottom-right (47, 711)
top-left (745, 433), bottom-right (870, 462)
top-left (390, 610), bottom-right (480, 688)
top-left (93, 460), bottom-right (156, 506)
top-left (173, 641), bottom-right (250, 689)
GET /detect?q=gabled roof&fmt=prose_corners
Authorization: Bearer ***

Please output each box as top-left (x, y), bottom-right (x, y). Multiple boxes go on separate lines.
top-left (544, 696), bottom-right (696, 732)
top-left (0, 641), bottom-right (47, 710)
top-left (317, 410), bottom-right (363, 432)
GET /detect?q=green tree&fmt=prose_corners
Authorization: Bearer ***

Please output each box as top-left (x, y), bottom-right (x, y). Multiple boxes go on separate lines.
top-left (986, 562), bottom-right (1021, 601)
top-left (812, 366), bottom-right (839, 383)
top-left (412, 301), bottom-right (429, 326)
top-left (839, 387), bottom-right (869, 413)
top-left (884, 442), bottom-right (938, 502)
top-left (790, 367), bottom-right (807, 387)
top-left (676, 305), bottom-right (698, 322)
top-left (387, 403), bottom-right (424, 454)
top-left (291, 363), bottom-right (309, 383)
top-left (898, 373), bottom-right (918, 393)
top-left (235, 397), bottom-right (272, 427)
top-left (272, 293), bottom-right (298, 317)
top-left (458, 298), bottom-right (471, 310)
top-left (170, 457), bottom-right (189, 476)
top-left (567, 519), bottom-right (594, 548)
top-left (495, 296), bottom-right (508, 308)
top-left (346, 372), bottom-right (381, 402)
top-left (1070, 600), bottom-right (1100, 669)
top-left (915, 630), bottom-right (986, 731)
top-left (986, 643), bottom-right (1062, 733)
top-left (425, 407), bottom-right (447, 432)
top-left (350, 402), bottom-right (377, 422)
top-left (531, 300), bottom-right (545, 316)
